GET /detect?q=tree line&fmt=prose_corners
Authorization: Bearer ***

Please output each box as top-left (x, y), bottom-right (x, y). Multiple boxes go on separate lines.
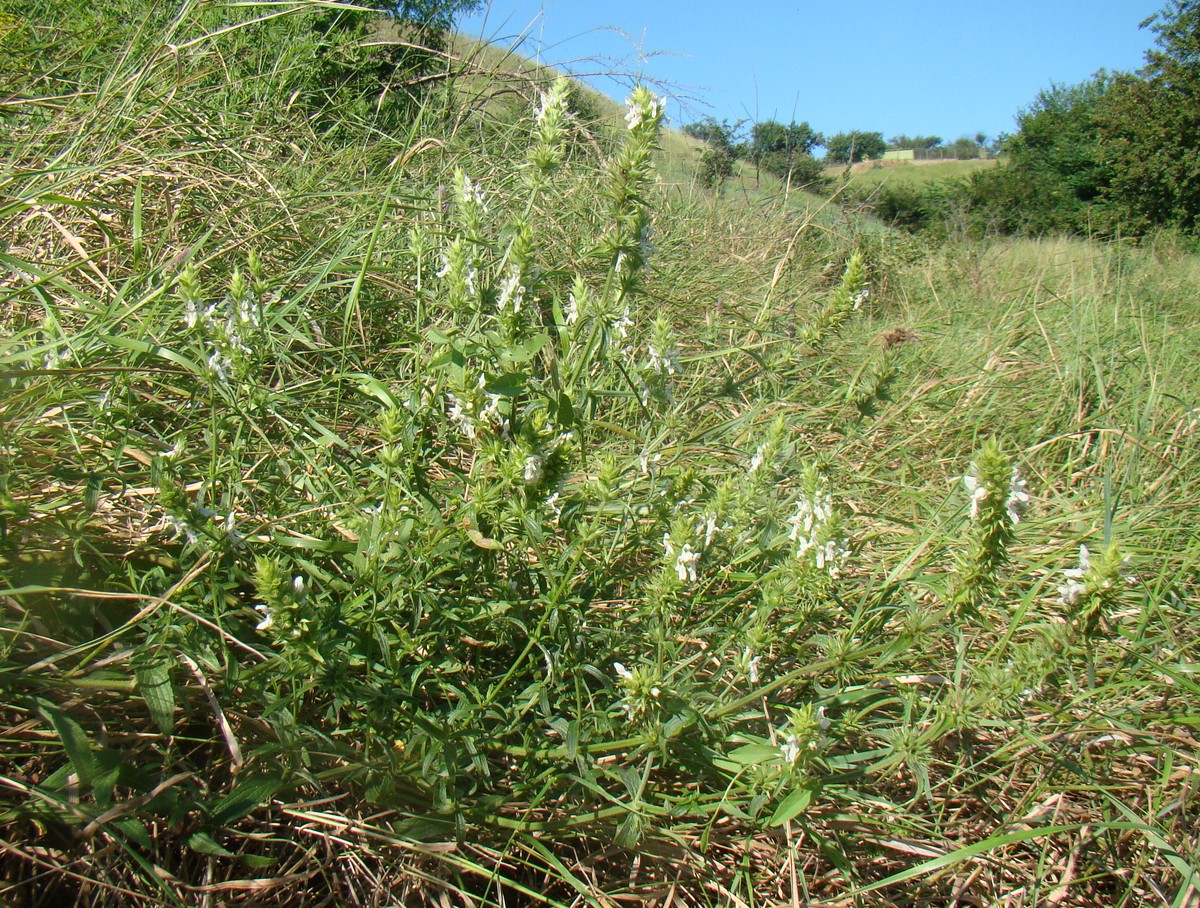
top-left (681, 118), bottom-right (996, 189)
top-left (685, 0), bottom-right (1199, 239)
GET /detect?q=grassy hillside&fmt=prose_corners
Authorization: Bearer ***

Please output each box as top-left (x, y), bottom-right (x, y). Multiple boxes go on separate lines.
top-left (2, 2), bottom-right (1198, 906)
top-left (840, 156), bottom-right (999, 189)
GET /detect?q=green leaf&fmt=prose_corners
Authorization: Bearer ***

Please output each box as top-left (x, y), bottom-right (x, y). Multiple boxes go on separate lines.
top-left (240, 854), bottom-right (278, 870)
top-left (726, 744), bottom-right (781, 765)
top-left (466, 528), bottom-right (504, 551)
top-left (135, 660), bottom-right (176, 734)
top-left (41, 703), bottom-right (97, 786)
top-left (208, 775), bottom-right (283, 827)
top-left (484, 372), bottom-right (528, 397)
top-left (188, 832), bottom-right (236, 857)
top-left (503, 333), bottom-right (550, 364)
top-left (99, 334), bottom-right (203, 378)
top-left (768, 787), bottom-right (813, 827)
top-left (112, 818), bottom-right (152, 849)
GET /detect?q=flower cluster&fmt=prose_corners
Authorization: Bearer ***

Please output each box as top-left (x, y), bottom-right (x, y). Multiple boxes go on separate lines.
top-left (1057, 542), bottom-right (1136, 635)
top-left (178, 263), bottom-right (268, 384)
top-left (529, 77), bottom-right (571, 175)
top-left (779, 704), bottom-right (829, 770)
top-left (624, 87), bottom-right (666, 132)
top-left (663, 534), bottom-right (701, 583)
top-left (788, 470), bottom-right (848, 578)
top-left (964, 463), bottom-right (1030, 525)
top-left (613, 660), bottom-right (664, 724)
top-left (953, 440), bottom-right (1029, 614)
top-left (252, 556), bottom-right (312, 642)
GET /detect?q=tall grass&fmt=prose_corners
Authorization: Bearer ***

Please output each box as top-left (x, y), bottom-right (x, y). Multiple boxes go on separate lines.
top-left (2, 2), bottom-right (1198, 905)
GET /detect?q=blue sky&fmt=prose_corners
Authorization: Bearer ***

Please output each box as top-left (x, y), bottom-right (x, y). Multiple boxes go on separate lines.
top-left (458, 1), bottom-right (1164, 146)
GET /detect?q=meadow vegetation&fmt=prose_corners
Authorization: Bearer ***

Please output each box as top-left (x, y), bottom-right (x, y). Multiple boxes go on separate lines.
top-left (1, 1), bottom-right (1198, 905)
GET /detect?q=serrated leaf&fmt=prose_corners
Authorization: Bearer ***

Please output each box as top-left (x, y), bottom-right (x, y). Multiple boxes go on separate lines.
top-left (768, 787), bottom-right (813, 827)
top-left (135, 660), bottom-right (176, 734)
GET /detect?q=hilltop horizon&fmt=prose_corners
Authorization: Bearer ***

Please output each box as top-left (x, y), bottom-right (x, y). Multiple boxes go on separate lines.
top-left (459, 0), bottom-right (1162, 146)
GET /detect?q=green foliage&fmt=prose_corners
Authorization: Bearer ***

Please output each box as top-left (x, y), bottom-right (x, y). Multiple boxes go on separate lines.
top-left (752, 119), bottom-right (821, 159)
top-left (887, 134), bottom-right (943, 150)
top-left (683, 117), bottom-right (741, 188)
top-left (823, 130), bottom-right (886, 164)
top-left (948, 135), bottom-right (983, 160)
top-left (750, 119), bottom-right (826, 187)
top-left (979, 77), bottom-right (1113, 234)
top-left (1096, 0), bottom-right (1200, 232)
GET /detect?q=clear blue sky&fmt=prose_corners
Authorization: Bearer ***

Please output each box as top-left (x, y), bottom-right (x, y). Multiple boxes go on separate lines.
top-left (458, 1), bottom-right (1164, 145)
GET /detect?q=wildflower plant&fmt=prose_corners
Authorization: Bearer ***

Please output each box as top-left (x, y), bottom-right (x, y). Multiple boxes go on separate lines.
top-left (952, 440), bottom-right (1029, 614)
top-left (1058, 541), bottom-right (1135, 636)
top-left (5, 9), bottom-right (1198, 905)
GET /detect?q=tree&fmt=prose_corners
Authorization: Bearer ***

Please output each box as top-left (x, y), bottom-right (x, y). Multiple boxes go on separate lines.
top-left (682, 117), bottom-right (740, 148)
top-left (750, 119), bottom-right (824, 186)
top-left (751, 119), bottom-right (821, 159)
top-left (950, 136), bottom-right (982, 159)
top-left (888, 134), bottom-right (942, 150)
top-left (823, 131), bottom-right (886, 164)
top-left (968, 76), bottom-right (1113, 234)
top-left (372, 0), bottom-right (483, 31)
top-left (1096, 0), bottom-right (1200, 231)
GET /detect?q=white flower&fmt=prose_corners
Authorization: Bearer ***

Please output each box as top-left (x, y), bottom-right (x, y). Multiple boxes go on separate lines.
top-left (675, 544), bottom-right (700, 582)
top-left (646, 343), bottom-right (681, 376)
top-left (223, 512), bottom-right (244, 548)
top-left (613, 662), bottom-right (632, 680)
top-left (744, 648), bottom-right (761, 684)
top-left (498, 267), bottom-right (524, 314)
top-left (624, 91), bottom-right (665, 131)
top-left (564, 292), bottom-right (579, 326)
top-left (479, 393), bottom-right (504, 428)
top-left (446, 394), bottom-right (477, 439)
top-left (662, 532), bottom-right (675, 558)
top-left (206, 350), bottom-right (232, 382)
top-left (1006, 467), bottom-right (1031, 524)
top-left (963, 472), bottom-right (989, 519)
top-left (640, 449), bottom-right (661, 476)
top-left (781, 735), bottom-right (801, 766)
top-left (254, 604), bottom-right (274, 631)
top-left (699, 513), bottom-right (718, 548)
top-left (613, 307), bottom-right (633, 339)
top-left (524, 454), bottom-right (545, 485)
top-left (1058, 544), bottom-right (1091, 605)
top-left (459, 173), bottom-right (487, 211)
top-left (749, 444), bottom-right (767, 474)
top-left (165, 514), bottom-right (197, 544)
top-left (292, 576), bottom-right (305, 597)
